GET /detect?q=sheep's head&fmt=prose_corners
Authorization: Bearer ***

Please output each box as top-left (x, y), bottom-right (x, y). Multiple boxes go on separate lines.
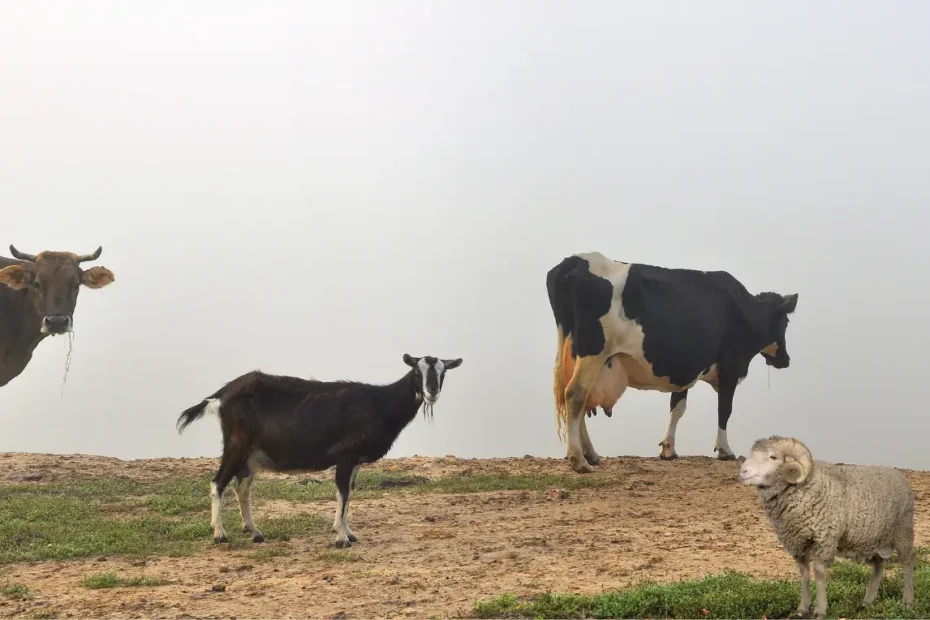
top-left (738, 435), bottom-right (814, 488)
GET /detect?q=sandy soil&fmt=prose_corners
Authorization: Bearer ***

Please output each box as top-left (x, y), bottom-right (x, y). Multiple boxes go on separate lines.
top-left (2, 453), bottom-right (929, 619)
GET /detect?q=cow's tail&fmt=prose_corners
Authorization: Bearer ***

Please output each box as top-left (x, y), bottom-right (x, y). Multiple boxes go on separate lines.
top-left (552, 328), bottom-right (576, 443)
top-left (176, 385), bottom-right (227, 434)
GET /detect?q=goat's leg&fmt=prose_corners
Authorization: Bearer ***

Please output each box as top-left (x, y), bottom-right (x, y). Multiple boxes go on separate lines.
top-left (234, 474), bottom-right (265, 543)
top-left (332, 462), bottom-right (357, 548)
top-left (210, 462), bottom-right (237, 543)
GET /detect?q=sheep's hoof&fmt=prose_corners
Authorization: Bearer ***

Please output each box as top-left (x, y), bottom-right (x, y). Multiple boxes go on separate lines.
top-left (213, 535), bottom-right (228, 544)
top-left (790, 611), bottom-right (810, 619)
top-left (251, 533), bottom-right (266, 543)
top-left (334, 537), bottom-right (352, 549)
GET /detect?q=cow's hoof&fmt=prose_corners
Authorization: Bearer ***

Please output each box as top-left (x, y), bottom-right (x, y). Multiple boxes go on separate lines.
top-left (334, 537), bottom-right (352, 549)
top-left (658, 452), bottom-right (679, 461)
top-left (569, 456), bottom-right (595, 474)
top-left (584, 453), bottom-right (602, 466)
top-left (213, 535), bottom-right (228, 544)
top-left (716, 452), bottom-right (737, 462)
top-left (251, 533), bottom-right (266, 543)
top-left (347, 533), bottom-right (358, 543)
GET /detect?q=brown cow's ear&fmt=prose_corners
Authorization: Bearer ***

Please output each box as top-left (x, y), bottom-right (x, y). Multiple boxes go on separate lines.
top-left (81, 266), bottom-right (115, 289)
top-left (0, 264), bottom-right (35, 290)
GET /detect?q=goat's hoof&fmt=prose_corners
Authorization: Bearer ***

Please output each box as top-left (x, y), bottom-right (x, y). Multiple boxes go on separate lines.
top-left (213, 535), bottom-right (228, 544)
top-left (584, 453), bottom-right (602, 466)
top-left (334, 538), bottom-right (352, 549)
top-left (251, 533), bottom-right (266, 543)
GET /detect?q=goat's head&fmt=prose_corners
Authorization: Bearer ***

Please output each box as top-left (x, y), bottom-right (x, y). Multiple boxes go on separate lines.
top-left (738, 435), bottom-right (814, 489)
top-left (403, 354), bottom-right (463, 418)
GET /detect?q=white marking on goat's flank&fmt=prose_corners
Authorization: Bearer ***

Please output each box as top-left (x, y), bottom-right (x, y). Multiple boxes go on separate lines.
top-left (715, 427), bottom-right (733, 456)
top-left (210, 481), bottom-right (225, 540)
top-left (204, 398), bottom-right (222, 418)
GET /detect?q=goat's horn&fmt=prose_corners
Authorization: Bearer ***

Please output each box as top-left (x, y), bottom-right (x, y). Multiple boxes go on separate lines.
top-left (76, 246), bottom-right (103, 263)
top-left (9, 245), bottom-right (37, 262)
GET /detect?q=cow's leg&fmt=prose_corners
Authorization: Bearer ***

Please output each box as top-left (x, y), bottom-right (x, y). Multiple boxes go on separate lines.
top-left (714, 375), bottom-right (738, 461)
top-left (234, 472), bottom-right (265, 543)
top-left (579, 415), bottom-right (601, 466)
top-left (564, 352), bottom-right (609, 474)
top-left (658, 390), bottom-right (688, 460)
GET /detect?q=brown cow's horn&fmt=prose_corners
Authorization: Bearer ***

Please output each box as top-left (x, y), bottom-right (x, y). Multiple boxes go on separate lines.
top-left (76, 246), bottom-right (103, 263)
top-left (9, 245), bottom-right (37, 262)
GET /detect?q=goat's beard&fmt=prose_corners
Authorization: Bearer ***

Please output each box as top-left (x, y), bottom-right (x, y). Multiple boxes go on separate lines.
top-left (421, 401), bottom-right (435, 424)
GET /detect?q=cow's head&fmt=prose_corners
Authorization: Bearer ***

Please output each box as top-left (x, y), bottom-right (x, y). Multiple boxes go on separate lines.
top-left (755, 292), bottom-right (798, 369)
top-left (0, 245), bottom-right (114, 335)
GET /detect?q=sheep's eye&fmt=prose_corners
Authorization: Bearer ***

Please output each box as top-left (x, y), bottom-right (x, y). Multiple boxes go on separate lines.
top-left (770, 455), bottom-right (778, 460)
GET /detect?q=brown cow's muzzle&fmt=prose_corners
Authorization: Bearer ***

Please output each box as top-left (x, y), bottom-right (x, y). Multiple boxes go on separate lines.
top-left (42, 315), bottom-right (72, 335)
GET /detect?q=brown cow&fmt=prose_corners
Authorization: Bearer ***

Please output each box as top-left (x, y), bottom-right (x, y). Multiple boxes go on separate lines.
top-left (0, 245), bottom-right (114, 388)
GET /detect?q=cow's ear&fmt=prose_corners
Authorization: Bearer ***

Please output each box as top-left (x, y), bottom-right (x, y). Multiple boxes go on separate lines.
top-left (81, 266), bottom-right (115, 289)
top-left (781, 293), bottom-right (798, 314)
top-left (0, 264), bottom-right (35, 290)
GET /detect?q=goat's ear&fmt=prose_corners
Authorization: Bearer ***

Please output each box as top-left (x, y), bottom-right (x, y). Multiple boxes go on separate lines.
top-left (402, 354), bottom-right (419, 368)
top-left (443, 358), bottom-right (463, 370)
top-left (781, 293), bottom-right (798, 314)
top-left (0, 264), bottom-right (35, 290)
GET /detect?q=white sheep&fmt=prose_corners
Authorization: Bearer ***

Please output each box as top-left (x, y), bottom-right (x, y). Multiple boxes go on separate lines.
top-left (738, 435), bottom-right (915, 619)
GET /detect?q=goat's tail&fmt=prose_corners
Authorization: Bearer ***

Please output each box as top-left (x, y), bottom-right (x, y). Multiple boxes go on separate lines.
top-left (176, 386), bottom-right (226, 435)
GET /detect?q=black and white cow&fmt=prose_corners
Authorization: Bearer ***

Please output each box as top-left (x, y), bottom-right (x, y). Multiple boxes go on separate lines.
top-left (547, 251), bottom-right (798, 474)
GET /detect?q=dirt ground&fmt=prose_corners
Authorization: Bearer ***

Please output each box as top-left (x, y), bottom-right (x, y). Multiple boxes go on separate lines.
top-left (2, 452), bottom-right (930, 619)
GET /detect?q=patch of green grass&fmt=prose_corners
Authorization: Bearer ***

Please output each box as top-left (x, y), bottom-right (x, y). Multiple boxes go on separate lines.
top-left (80, 572), bottom-right (167, 589)
top-left (474, 557), bottom-right (930, 619)
top-left (248, 546), bottom-right (290, 563)
top-left (0, 468), bottom-right (604, 565)
top-left (0, 581), bottom-right (29, 600)
top-left (317, 549), bottom-right (361, 563)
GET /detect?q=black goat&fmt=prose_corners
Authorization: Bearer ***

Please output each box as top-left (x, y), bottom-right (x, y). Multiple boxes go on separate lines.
top-left (176, 354), bottom-right (463, 548)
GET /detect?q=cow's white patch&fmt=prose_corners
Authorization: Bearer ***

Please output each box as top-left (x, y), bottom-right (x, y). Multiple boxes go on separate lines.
top-left (659, 397), bottom-right (688, 458)
top-left (715, 427), bottom-right (733, 456)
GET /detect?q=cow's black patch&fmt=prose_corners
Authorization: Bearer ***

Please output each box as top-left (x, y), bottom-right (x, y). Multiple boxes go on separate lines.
top-left (546, 256), bottom-right (613, 358)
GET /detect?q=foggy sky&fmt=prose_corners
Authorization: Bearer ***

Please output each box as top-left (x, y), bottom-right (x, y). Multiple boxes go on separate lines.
top-left (1, 1), bottom-right (928, 470)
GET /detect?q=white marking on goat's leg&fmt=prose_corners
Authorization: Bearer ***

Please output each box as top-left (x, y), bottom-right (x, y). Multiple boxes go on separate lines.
top-left (210, 481), bottom-right (227, 543)
top-left (343, 465), bottom-right (360, 542)
top-left (234, 476), bottom-right (264, 543)
top-left (714, 427), bottom-right (734, 459)
top-left (659, 395), bottom-right (687, 460)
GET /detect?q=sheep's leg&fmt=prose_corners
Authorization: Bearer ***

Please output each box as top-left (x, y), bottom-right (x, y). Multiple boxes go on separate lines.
top-left (564, 351), bottom-right (609, 474)
top-left (332, 462), bottom-right (358, 548)
top-left (713, 377), bottom-right (738, 461)
top-left (794, 555), bottom-right (811, 617)
top-left (234, 474), bottom-right (265, 543)
top-left (898, 541), bottom-right (916, 606)
top-left (659, 391), bottom-right (687, 460)
top-left (578, 416), bottom-right (601, 466)
top-left (862, 556), bottom-right (884, 607)
top-left (812, 560), bottom-right (829, 619)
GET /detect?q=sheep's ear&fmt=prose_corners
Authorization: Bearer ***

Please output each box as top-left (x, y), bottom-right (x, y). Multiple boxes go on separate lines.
top-left (403, 354), bottom-right (419, 368)
top-left (443, 358), bottom-right (463, 370)
top-left (782, 458), bottom-right (807, 484)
